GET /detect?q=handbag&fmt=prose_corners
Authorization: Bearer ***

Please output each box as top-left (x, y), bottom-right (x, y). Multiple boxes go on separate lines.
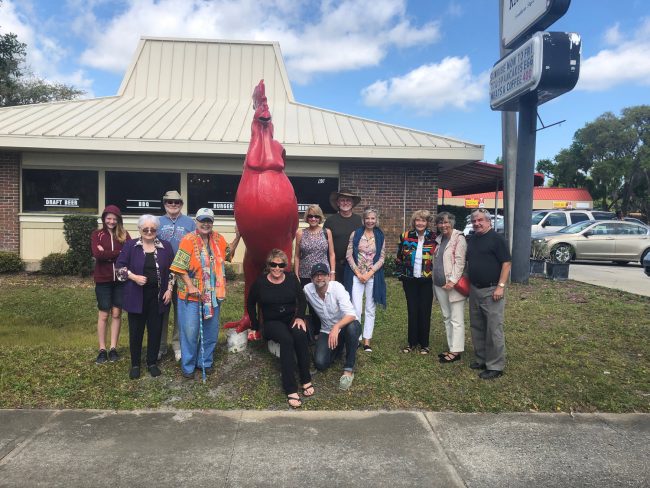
top-left (451, 235), bottom-right (469, 297)
top-left (453, 275), bottom-right (470, 296)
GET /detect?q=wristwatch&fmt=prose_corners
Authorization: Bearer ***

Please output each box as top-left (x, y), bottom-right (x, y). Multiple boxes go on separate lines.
top-left (498, 282), bottom-right (506, 288)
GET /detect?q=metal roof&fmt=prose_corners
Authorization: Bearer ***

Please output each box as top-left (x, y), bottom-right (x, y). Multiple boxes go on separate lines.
top-left (0, 37), bottom-right (483, 167)
top-left (443, 186), bottom-right (593, 201)
top-left (438, 161), bottom-right (544, 195)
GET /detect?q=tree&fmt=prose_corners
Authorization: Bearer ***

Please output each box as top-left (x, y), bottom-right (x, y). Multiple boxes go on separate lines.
top-left (0, 14), bottom-right (84, 107)
top-left (542, 106), bottom-right (650, 218)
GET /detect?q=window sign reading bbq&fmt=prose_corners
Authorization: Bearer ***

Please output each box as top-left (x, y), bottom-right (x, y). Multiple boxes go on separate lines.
top-left (105, 171), bottom-right (180, 215)
top-left (188, 174), bottom-right (338, 216)
top-left (22, 169), bottom-right (98, 213)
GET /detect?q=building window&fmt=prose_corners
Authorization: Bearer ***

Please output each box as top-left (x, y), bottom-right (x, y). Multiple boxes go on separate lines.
top-left (187, 173), bottom-right (240, 215)
top-left (105, 171), bottom-right (180, 215)
top-left (289, 176), bottom-right (339, 214)
top-left (22, 169), bottom-right (98, 213)
top-left (187, 173), bottom-right (339, 216)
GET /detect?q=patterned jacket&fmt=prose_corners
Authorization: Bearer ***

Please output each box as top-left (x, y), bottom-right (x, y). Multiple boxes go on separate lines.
top-left (396, 229), bottom-right (437, 279)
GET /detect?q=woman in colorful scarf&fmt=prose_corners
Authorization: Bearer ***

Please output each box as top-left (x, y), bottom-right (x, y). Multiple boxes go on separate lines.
top-left (170, 208), bottom-right (239, 380)
top-left (344, 206), bottom-right (386, 353)
top-left (396, 210), bottom-right (437, 354)
top-left (116, 214), bottom-right (175, 379)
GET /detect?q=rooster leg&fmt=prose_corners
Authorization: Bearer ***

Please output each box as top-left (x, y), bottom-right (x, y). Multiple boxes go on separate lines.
top-left (223, 250), bottom-right (262, 334)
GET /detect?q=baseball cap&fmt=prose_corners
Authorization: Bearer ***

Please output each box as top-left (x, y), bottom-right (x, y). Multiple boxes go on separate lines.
top-left (195, 208), bottom-right (214, 222)
top-left (310, 263), bottom-right (330, 277)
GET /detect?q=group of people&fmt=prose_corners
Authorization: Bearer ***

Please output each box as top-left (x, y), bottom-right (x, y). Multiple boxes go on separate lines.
top-left (90, 187), bottom-right (512, 406)
top-left (91, 191), bottom-right (240, 380)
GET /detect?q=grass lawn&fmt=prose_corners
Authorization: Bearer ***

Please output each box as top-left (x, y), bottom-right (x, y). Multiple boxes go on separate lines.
top-left (0, 273), bottom-right (648, 412)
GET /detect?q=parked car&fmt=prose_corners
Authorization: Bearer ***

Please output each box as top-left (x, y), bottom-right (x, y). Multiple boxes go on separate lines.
top-left (531, 220), bottom-right (650, 265)
top-left (531, 209), bottom-right (616, 234)
top-left (463, 214), bottom-right (504, 236)
top-left (644, 251), bottom-right (650, 277)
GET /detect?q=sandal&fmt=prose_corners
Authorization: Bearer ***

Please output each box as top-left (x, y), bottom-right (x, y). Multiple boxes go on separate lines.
top-left (439, 352), bottom-right (461, 363)
top-left (402, 346), bottom-right (414, 353)
top-left (420, 347), bottom-right (430, 355)
top-left (302, 383), bottom-right (315, 397)
top-left (287, 394), bottom-right (302, 409)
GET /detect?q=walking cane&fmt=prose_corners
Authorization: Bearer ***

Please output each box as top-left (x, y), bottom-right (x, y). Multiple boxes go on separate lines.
top-left (198, 300), bottom-right (206, 384)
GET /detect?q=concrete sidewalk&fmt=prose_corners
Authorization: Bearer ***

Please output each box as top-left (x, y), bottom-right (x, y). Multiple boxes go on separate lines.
top-left (1, 410), bottom-right (648, 487)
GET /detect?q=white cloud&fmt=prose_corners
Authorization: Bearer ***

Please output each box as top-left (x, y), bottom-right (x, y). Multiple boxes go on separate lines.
top-left (578, 18), bottom-right (650, 91)
top-left (361, 56), bottom-right (489, 113)
top-left (603, 23), bottom-right (622, 45)
top-left (74, 0), bottom-right (441, 83)
top-left (0, 0), bottom-right (95, 95)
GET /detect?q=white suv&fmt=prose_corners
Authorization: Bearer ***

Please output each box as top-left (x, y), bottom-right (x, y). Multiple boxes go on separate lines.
top-left (531, 210), bottom-right (615, 234)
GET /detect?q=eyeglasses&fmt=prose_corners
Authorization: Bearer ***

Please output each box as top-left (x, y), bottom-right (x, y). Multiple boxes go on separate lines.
top-left (268, 262), bottom-right (287, 268)
top-left (165, 200), bottom-right (182, 205)
top-left (141, 227), bottom-right (157, 234)
top-left (307, 214), bottom-right (320, 220)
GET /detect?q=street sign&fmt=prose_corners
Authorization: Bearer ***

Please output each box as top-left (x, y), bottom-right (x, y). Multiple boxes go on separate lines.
top-left (502, 0), bottom-right (571, 48)
top-left (490, 31), bottom-right (581, 112)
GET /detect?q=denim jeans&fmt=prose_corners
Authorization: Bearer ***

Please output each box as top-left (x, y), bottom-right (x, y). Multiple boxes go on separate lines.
top-left (314, 320), bottom-right (362, 373)
top-left (177, 298), bottom-right (220, 376)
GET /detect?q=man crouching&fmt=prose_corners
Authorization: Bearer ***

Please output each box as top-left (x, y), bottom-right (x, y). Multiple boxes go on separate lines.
top-left (303, 263), bottom-right (361, 390)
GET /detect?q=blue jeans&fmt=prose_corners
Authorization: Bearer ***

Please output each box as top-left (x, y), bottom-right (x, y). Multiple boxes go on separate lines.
top-left (177, 299), bottom-right (220, 376)
top-left (314, 320), bottom-right (362, 373)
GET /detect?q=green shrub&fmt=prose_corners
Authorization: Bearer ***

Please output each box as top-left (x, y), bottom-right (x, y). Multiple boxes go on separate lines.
top-left (383, 254), bottom-right (398, 277)
top-left (0, 251), bottom-right (25, 273)
top-left (63, 215), bottom-right (98, 276)
top-left (40, 252), bottom-right (73, 276)
top-left (224, 262), bottom-right (239, 281)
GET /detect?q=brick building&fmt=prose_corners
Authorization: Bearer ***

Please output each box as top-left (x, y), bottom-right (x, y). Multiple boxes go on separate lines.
top-left (0, 37), bottom-right (483, 265)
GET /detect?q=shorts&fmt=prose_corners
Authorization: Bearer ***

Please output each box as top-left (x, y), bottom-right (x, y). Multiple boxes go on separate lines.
top-left (95, 281), bottom-right (125, 311)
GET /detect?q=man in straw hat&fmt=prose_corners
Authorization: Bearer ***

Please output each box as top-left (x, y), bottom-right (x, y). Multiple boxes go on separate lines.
top-left (323, 189), bottom-right (362, 282)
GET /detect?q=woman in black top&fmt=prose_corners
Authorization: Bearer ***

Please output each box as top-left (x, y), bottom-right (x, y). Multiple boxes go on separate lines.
top-left (247, 249), bottom-right (314, 408)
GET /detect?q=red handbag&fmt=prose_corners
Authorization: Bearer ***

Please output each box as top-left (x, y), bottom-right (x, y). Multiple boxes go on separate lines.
top-left (453, 275), bottom-right (470, 296)
top-left (451, 236), bottom-right (469, 297)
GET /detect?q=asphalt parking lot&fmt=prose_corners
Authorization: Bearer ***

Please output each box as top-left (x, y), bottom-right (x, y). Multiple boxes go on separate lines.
top-left (568, 261), bottom-right (649, 297)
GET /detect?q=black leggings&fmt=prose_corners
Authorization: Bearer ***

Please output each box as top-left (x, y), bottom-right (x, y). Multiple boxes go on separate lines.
top-left (402, 278), bottom-right (434, 348)
top-left (128, 286), bottom-right (162, 368)
top-left (263, 320), bottom-right (311, 395)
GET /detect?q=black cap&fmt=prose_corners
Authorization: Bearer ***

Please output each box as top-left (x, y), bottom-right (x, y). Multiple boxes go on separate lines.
top-left (310, 263), bottom-right (330, 277)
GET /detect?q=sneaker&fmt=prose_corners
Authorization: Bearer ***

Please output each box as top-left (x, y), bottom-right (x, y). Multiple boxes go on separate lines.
top-left (174, 350), bottom-right (182, 362)
top-left (147, 364), bottom-right (162, 377)
top-left (95, 349), bottom-right (108, 364)
top-left (108, 348), bottom-right (119, 362)
top-left (129, 366), bottom-right (141, 379)
top-left (363, 344), bottom-right (372, 353)
top-left (339, 373), bottom-right (354, 391)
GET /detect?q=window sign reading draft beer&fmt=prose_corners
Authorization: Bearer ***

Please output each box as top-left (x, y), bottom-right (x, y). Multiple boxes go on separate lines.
top-left (106, 171), bottom-right (180, 215)
top-left (22, 169), bottom-right (98, 213)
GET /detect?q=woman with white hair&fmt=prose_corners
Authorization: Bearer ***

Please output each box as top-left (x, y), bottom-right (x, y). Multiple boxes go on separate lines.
top-left (116, 214), bottom-right (175, 379)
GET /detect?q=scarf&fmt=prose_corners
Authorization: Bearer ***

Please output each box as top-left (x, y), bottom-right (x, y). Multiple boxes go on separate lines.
top-left (344, 226), bottom-right (386, 308)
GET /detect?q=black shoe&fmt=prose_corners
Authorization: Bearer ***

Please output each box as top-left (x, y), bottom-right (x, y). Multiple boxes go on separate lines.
top-left (181, 371), bottom-right (195, 380)
top-left (147, 365), bottom-right (161, 377)
top-left (108, 348), bottom-right (119, 362)
top-left (95, 349), bottom-right (108, 364)
top-left (479, 369), bottom-right (503, 380)
top-left (363, 345), bottom-right (372, 353)
top-left (129, 366), bottom-right (141, 379)
top-left (470, 362), bottom-right (486, 370)
top-left (205, 367), bottom-right (214, 375)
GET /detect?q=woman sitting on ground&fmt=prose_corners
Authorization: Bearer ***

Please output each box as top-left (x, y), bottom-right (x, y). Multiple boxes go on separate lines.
top-left (247, 249), bottom-right (314, 409)
top-left (116, 214), bottom-right (175, 379)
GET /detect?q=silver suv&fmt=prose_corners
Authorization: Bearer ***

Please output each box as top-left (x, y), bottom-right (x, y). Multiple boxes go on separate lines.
top-left (531, 210), bottom-right (615, 234)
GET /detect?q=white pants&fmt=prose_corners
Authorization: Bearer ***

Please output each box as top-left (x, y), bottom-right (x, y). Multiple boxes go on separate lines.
top-left (352, 276), bottom-right (375, 340)
top-left (433, 285), bottom-right (465, 353)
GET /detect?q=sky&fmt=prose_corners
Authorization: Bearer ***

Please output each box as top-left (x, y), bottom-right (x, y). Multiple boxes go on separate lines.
top-left (1, 0), bottom-right (649, 165)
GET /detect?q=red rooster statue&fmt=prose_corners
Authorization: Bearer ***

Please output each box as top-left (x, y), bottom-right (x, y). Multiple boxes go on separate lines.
top-left (224, 80), bottom-right (299, 334)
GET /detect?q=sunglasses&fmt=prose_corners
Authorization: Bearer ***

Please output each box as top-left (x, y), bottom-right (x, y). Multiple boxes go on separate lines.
top-left (141, 227), bottom-right (157, 234)
top-left (268, 262), bottom-right (287, 268)
top-left (307, 214), bottom-right (321, 220)
top-left (165, 200), bottom-right (182, 205)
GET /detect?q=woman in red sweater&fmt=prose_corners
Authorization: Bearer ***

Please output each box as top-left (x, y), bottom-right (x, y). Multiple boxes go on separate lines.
top-left (91, 205), bottom-right (130, 364)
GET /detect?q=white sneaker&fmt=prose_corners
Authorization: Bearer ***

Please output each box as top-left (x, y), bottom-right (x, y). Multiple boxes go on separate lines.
top-left (174, 350), bottom-right (181, 362)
